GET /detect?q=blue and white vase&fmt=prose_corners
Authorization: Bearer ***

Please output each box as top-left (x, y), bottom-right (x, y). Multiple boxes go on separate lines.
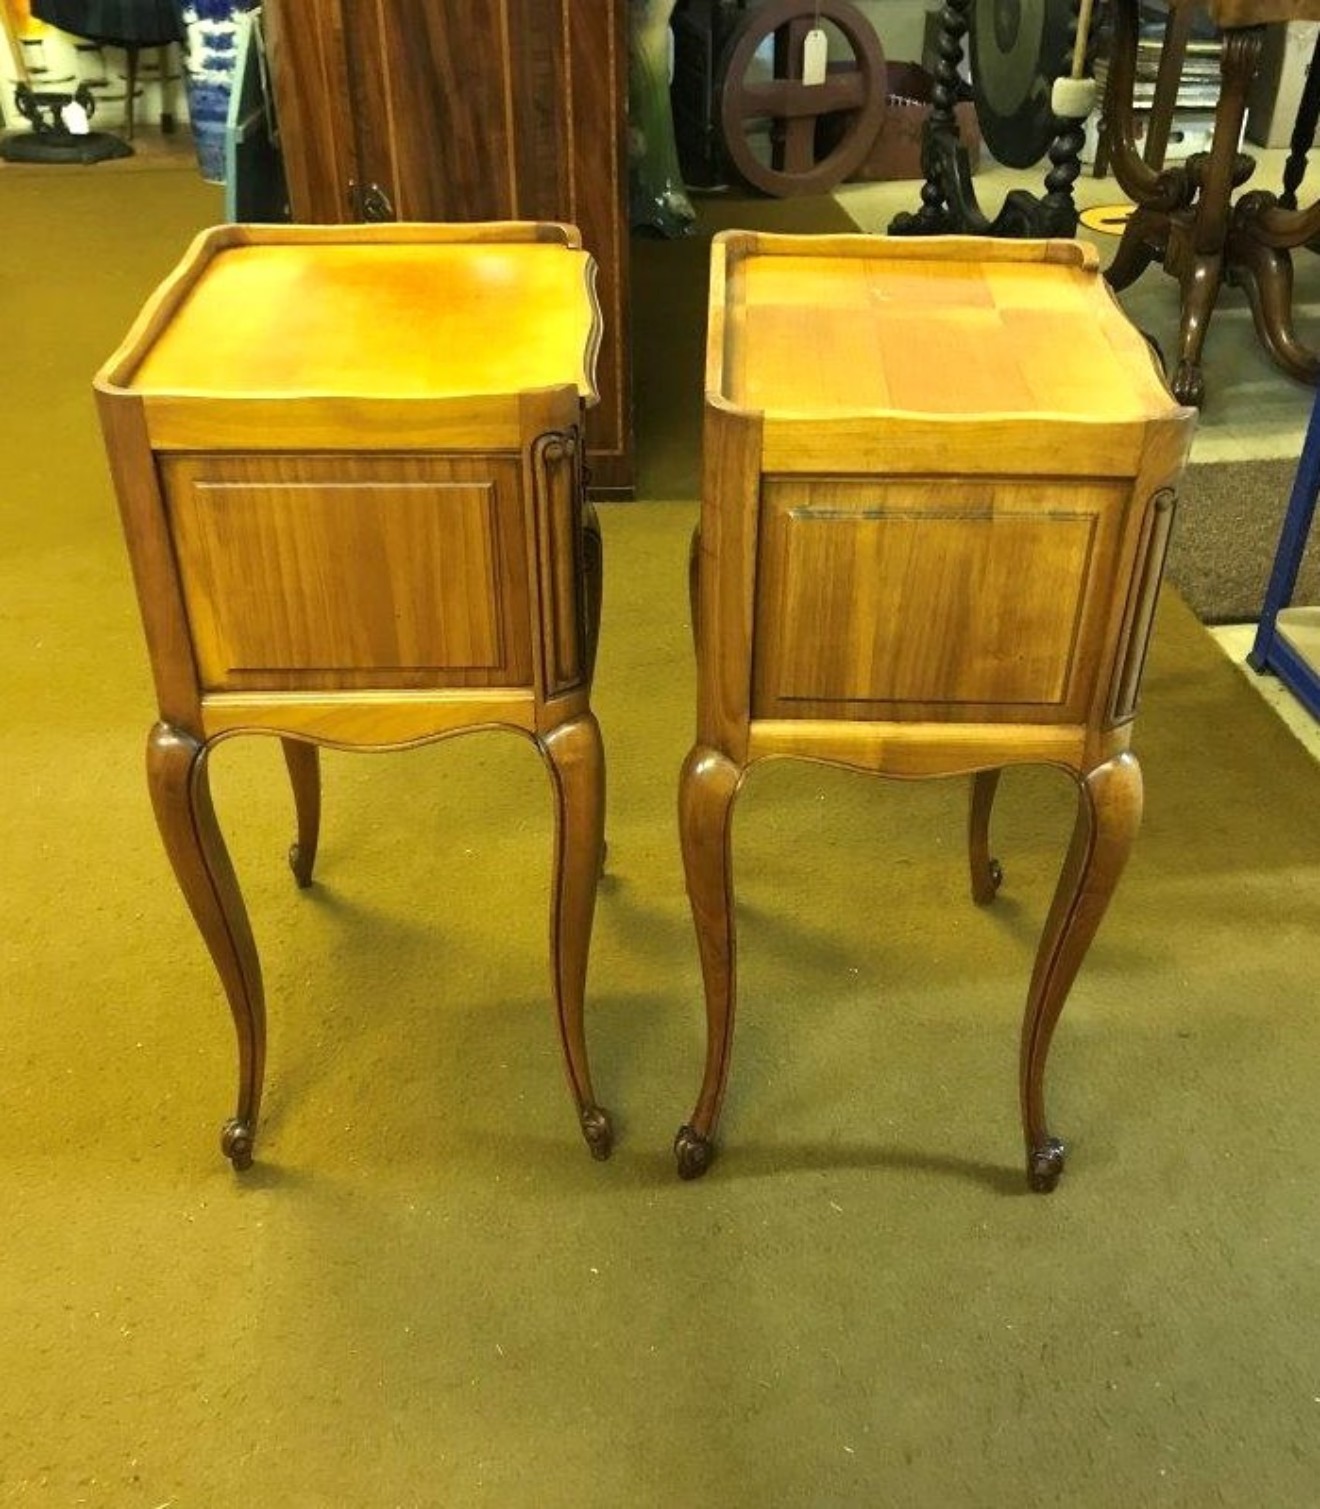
top-left (178, 0), bottom-right (254, 183)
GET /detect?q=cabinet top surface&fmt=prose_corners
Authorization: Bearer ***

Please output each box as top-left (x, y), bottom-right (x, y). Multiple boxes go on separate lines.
top-left (122, 239), bottom-right (600, 402)
top-left (709, 233), bottom-right (1185, 424)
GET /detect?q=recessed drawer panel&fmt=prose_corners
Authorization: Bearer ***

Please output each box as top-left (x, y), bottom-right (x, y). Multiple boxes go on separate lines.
top-left (753, 476), bottom-right (1126, 722)
top-left (161, 453), bottom-right (531, 692)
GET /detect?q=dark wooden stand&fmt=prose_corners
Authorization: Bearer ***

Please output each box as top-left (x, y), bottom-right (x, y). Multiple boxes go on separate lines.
top-left (890, 0), bottom-right (1090, 239)
top-left (1104, 0), bottom-right (1320, 407)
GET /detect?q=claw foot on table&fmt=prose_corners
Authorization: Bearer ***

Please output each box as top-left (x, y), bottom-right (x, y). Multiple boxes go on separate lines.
top-left (1170, 359), bottom-right (1206, 408)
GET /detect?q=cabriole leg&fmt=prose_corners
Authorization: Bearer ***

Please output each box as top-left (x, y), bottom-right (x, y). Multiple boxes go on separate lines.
top-left (281, 738), bottom-right (321, 889)
top-left (1020, 753), bottom-right (1143, 1192)
top-left (146, 722), bottom-right (266, 1170)
top-left (968, 768), bottom-right (1004, 906)
top-left (541, 713), bottom-right (612, 1160)
top-left (675, 745), bottom-right (742, 1179)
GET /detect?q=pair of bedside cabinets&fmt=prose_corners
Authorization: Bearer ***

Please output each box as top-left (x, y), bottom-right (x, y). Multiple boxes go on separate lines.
top-left (96, 223), bottom-right (1194, 1191)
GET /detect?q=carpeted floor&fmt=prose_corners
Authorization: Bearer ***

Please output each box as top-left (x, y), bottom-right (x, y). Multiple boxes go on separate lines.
top-left (4, 164), bottom-right (1320, 1505)
top-left (1169, 457), bottom-right (1320, 624)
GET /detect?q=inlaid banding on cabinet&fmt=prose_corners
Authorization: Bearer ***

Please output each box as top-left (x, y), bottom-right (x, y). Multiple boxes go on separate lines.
top-left (753, 476), bottom-right (1125, 721)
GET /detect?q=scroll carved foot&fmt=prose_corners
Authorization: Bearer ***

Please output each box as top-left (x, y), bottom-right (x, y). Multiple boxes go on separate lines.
top-left (580, 1105), bottom-right (614, 1161)
top-left (281, 738), bottom-right (321, 889)
top-left (221, 1117), bottom-right (256, 1172)
top-left (288, 842), bottom-right (314, 890)
top-left (969, 769), bottom-right (1004, 906)
top-left (1027, 1136), bottom-right (1067, 1193)
top-left (675, 1124), bottom-right (715, 1180)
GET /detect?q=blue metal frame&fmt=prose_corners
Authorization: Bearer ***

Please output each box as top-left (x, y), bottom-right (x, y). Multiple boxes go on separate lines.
top-left (1248, 383), bottom-right (1320, 721)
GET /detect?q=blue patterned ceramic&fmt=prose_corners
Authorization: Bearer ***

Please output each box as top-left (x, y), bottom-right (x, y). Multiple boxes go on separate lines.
top-left (179, 0), bottom-right (254, 182)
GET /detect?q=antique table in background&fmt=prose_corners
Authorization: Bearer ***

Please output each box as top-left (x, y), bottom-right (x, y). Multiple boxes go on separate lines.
top-left (95, 222), bottom-right (612, 1170)
top-left (676, 232), bottom-right (1196, 1190)
top-left (1105, 0), bottom-right (1320, 405)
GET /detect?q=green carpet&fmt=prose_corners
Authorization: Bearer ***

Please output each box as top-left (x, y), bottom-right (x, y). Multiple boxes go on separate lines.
top-left (4, 164), bottom-right (1320, 1506)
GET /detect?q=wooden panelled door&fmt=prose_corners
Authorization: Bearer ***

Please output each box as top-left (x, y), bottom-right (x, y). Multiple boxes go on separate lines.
top-left (264, 0), bottom-right (633, 494)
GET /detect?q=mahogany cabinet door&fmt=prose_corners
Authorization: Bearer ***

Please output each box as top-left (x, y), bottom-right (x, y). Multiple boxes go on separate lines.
top-left (265, 0), bottom-right (633, 493)
top-left (262, 0), bottom-right (358, 222)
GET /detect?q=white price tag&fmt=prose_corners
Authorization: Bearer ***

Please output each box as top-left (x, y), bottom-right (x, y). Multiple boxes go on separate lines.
top-left (802, 26), bottom-right (828, 87)
top-left (60, 100), bottom-right (91, 135)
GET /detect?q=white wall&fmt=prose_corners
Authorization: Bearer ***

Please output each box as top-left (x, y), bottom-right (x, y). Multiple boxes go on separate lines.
top-left (852, 0), bottom-right (934, 66)
top-left (0, 24), bottom-right (184, 133)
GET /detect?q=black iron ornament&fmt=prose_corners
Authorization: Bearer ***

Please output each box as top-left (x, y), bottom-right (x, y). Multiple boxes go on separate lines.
top-left (0, 80), bottom-right (132, 163)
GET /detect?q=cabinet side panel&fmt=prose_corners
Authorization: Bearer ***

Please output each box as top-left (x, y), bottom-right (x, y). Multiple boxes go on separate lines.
top-left (753, 476), bottom-right (1126, 723)
top-left (160, 454), bottom-right (532, 693)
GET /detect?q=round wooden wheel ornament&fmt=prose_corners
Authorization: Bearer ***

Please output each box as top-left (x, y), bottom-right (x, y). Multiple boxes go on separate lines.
top-left (719, 0), bottom-right (887, 197)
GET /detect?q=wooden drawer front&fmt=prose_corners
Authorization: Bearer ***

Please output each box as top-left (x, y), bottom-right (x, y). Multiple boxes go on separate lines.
top-left (753, 477), bottom-right (1127, 722)
top-left (161, 454), bottom-right (531, 692)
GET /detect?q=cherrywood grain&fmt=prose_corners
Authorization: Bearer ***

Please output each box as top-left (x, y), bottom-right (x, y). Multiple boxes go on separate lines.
top-left (743, 720), bottom-right (1090, 774)
top-left (99, 226), bottom-right (612, 1168)
top-left (1020, 752), bottom-right (1144, 1192)
top-left (711, 233), bottom-right (1178, 421)
top-left (693, 405), bottom-right (764, 761)
top-left (129, 242), bottom-right (600, 403)
top-left (968, 769), bottom-right (1003, 907)
top-left (199, 691), bottom-right (538, 745)
top-left (281, 739), bottom-right (321, 890)
top-left (752, 476), bottom-right (1126, 724)
top-left (678, 233), bottom-right (1196, 1188)
top-left (147, 722), bottom-right (264, 1170)
top-left (161, 453), bottom-right (531, 693)
top-left (93, 390), bottom-right (202, 730)
top-left (541, 712), bottom-right (612, 1158)
top-left (675, 745), bottom-right (743, 1180)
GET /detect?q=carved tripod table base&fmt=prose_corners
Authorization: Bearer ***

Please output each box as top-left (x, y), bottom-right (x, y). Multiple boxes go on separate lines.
top-left (1103, 0), bottom-right (1320, 406)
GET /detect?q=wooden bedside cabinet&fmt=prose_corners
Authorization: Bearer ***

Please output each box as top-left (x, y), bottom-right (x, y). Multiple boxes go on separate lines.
top-left (676, 233), bottom-right (1196, 1190)
top-left (95, 221), bottom-right (612, 1170)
